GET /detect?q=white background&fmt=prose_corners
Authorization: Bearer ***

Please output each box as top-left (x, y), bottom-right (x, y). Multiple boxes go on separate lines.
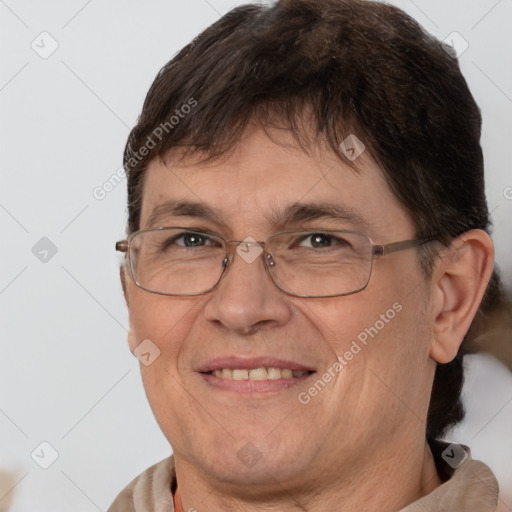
top-left (1, 0), bottom-right (511, 510)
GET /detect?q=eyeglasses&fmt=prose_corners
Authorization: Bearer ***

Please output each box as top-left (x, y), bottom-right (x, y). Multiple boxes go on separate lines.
top-left (116, 227), bottom-right (436, 298)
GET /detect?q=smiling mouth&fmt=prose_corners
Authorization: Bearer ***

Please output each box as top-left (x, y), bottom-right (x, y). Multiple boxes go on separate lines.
top-left (205, 367), bottom-right (315, 381)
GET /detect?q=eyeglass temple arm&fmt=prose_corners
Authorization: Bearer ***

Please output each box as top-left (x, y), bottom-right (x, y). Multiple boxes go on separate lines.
top-left (372, 236), bottom-right (437, 257)
top-left (116, 241), bottom-right (128, 253)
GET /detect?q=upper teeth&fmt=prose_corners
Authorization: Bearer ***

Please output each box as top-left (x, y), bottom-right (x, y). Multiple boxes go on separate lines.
top-left (211, 368), bottom-right (308, 380)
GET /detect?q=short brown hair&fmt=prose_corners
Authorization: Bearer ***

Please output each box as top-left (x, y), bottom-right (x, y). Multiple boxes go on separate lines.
top-left (122, 0), bottom-right (505, 440)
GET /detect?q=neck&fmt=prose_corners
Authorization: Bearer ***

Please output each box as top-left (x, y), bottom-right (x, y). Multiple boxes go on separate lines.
top-left (174, 440), bottom-right (442, 512)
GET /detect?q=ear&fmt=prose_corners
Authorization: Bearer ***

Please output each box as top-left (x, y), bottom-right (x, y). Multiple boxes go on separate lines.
top-left (127, 317), bottom-right (139, 353)
top-left (120, 265), bottom-right (139, 354)
top-left (429, 229), bottom-right (494, 364)
top-left (120, 265), bottom-right (129, 306)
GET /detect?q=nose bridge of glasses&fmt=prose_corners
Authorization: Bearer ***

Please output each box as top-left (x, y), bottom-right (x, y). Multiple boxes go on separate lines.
top-left (224, 238), bottom-right (268, 265)
top-left (226, 239), bottom-right (265, 248)
top-left (226, 244), bottom-right (280, 283)
top-left (214, 239), bottom-right (278, 295)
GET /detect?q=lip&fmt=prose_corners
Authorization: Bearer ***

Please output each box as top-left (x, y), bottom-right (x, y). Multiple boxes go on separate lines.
top-left (196, 356), bottom-right (316, 373)
top-left (196, 356), bottom-right (316, 394)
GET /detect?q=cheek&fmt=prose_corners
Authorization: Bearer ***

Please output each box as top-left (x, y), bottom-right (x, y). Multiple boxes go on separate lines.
top-left (302, 292), bottom-right (403, 355)
top-left (303, 270), bottom-right (432, 393)
top-left (127, 289), bottom-right (204, 360)
top-left (126, 292), bottom-right (206, 442)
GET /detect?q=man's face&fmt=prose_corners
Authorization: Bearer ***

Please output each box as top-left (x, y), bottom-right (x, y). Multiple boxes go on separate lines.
top-left (124, 125), bottom-right (437, 490)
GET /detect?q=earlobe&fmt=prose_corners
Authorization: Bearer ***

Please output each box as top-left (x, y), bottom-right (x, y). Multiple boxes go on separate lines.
top-left (429, 230), bottom-right (494, 364)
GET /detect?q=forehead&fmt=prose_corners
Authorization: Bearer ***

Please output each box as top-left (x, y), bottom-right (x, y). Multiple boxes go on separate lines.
top-left (140, 125), bottom-right (413, 240)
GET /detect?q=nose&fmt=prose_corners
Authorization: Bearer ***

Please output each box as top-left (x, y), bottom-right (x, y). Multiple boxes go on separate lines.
top-left (203, 243), bottom-right (292, 334)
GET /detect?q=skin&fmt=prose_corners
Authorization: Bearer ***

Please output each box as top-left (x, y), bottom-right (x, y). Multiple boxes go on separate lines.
top-left (122, 124), bottom-right (494, 511)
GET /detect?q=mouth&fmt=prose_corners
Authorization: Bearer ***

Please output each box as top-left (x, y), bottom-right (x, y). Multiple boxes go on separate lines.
top-left (197, 357), bottom-right (316, 393)
top-left (205, 367), bottom-right (314, 380)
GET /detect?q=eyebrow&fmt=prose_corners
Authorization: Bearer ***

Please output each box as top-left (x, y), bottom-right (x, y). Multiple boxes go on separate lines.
top-left (269, 202), bottom-right (373, 233)
top-left (144, 200), bottom-right (373, 233)
top-left (145, 200), bottom-right (224, 228)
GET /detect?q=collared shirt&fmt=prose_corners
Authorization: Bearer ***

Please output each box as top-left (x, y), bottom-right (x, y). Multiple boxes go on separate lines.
top-left (107, 443), bottom-right (499, 512)
top-left (174, 488), bottom-right (184, 512)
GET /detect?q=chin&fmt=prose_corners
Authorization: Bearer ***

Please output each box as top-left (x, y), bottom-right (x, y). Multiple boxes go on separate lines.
top-left (199, 452), bottom-right (312, 495)
top-left (185, 433), bottom-right (314, 489)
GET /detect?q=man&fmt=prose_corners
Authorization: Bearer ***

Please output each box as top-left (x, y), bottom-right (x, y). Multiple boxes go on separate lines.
top-left (108, 0), bottom-right (503, 510)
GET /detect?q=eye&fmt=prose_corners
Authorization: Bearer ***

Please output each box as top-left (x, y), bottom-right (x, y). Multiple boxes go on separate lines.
top-left (297, 233), bottom-right (348, 249)
top-left (174, 232), bottom-right (212, 247)
top-left (158, 231), bottom-right (220, 250)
